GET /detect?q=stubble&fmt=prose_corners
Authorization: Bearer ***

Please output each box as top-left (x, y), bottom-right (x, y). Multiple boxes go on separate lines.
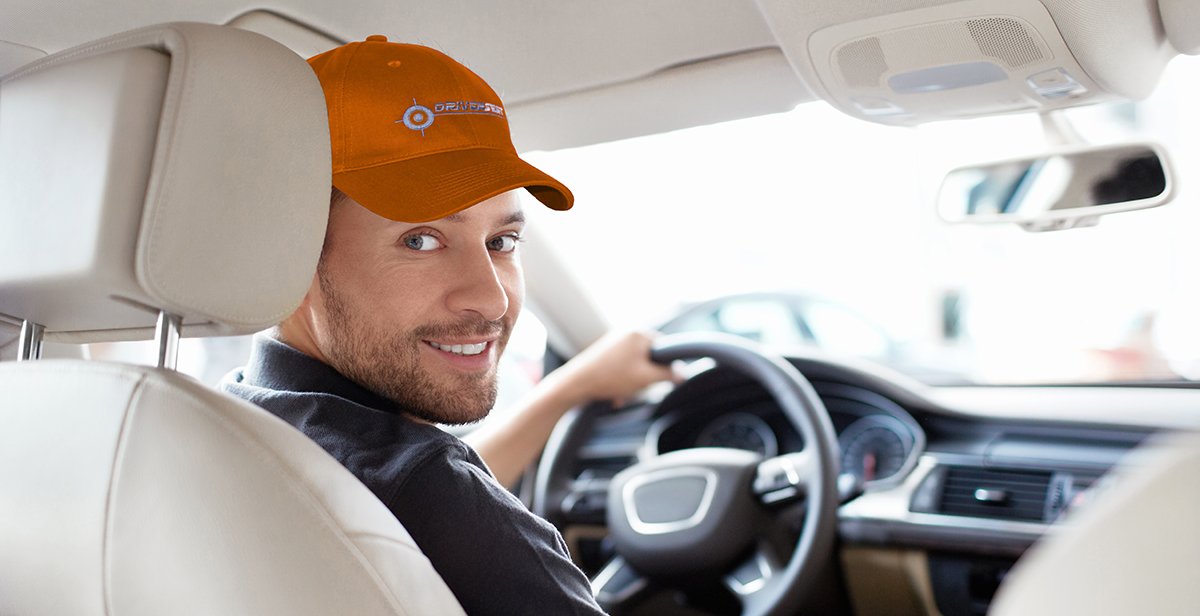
top-left (316, 259), bottom-right (509, 425)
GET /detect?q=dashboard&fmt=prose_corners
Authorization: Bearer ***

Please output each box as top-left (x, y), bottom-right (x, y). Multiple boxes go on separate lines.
top-left (651, 378), bottom-right (924, 491)
top-left (534, 352), bottom-right (1200, 616)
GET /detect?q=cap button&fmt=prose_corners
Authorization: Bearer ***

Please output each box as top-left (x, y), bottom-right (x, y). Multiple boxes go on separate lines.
top-left (366, 35), bottom-right (388, 42)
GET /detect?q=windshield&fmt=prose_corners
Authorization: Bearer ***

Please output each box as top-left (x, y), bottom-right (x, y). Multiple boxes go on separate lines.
top-left (523, 54), bottom-right (1200, 386)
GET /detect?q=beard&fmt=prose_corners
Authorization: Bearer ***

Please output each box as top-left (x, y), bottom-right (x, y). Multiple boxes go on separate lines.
top-left (315, 260), bottom-right (510, 425)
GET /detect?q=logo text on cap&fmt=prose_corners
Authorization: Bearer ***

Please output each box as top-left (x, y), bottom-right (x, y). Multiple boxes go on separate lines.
top-left (397, 99), bottom-right (505, 135)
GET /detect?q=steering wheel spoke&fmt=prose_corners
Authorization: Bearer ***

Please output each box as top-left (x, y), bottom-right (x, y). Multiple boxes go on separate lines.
top-left (753, 449), bottom-right (817, 506)
top-left (592, 556), bottom-right (654, 614)
top-left (724, 545), bottom-right (781, 598)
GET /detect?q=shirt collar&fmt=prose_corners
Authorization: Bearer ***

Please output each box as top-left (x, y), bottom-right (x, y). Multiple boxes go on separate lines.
top-left (242, 333), bottom-right (404, 413)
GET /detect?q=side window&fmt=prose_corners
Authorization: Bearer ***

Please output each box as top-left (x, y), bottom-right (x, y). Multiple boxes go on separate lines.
top-left (88, 335), bottom-right (255, 386)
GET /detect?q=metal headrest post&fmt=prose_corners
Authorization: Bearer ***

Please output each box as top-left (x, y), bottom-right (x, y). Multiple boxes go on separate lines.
top-left (155, 311), bottom-right (182, 370)
top-left (17, 321), bottom-right (45, 362)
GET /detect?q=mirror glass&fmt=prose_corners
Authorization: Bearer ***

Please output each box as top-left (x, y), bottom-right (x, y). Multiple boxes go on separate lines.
top-left (938, 144), bottom-right (1171, 225)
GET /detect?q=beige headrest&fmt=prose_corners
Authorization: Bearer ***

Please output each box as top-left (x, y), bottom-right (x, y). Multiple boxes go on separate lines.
top-left (0, 23), bottom-right (330, 344)
top-left (1161, 0), bottom-right (1200, 55)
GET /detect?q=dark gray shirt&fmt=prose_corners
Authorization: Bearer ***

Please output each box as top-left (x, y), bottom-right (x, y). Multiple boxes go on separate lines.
top-left (220, 335), bottom-right (605, 616)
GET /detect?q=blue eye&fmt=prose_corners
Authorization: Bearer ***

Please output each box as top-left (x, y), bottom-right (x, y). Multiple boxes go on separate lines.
top-left (403, 234), bottom-right (442, 251)
top-left (488, 234), bottom-right (519, 253)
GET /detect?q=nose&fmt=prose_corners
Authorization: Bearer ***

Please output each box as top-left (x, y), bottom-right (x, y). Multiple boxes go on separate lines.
top-left (445, 245), bottom-right (509, 321)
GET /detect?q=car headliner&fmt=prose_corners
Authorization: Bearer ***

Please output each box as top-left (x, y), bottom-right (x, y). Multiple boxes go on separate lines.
top-left (1, 0), bottom-right (1188, 152)
top-left (1, 1), bottom-right (809, 151)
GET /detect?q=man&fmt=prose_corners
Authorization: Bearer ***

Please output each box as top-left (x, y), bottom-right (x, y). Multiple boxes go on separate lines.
top-left (220, 36), bottom-right (673, 614)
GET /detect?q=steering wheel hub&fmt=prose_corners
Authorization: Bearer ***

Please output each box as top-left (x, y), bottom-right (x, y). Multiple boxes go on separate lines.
top-left (607, 448), bottom-right (763, 575)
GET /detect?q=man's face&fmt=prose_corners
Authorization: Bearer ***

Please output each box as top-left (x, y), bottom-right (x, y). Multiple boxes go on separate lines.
top-left (310, 190), bottom-right (525, 425)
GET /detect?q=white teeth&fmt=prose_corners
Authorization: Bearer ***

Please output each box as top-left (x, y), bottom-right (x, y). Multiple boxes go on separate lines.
top-left (429, 341), bottom-right (487, 356)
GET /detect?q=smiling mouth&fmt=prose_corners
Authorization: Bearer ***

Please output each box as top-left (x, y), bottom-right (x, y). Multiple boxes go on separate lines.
top-left (427, 341), bottom-right (489, 356)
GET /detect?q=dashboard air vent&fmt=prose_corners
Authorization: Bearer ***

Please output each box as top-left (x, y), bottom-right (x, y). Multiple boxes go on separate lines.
top-left (939, 466), bottom-right (1051, 522)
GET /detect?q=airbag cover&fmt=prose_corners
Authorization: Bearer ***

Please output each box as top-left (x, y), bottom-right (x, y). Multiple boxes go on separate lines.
top-left (607, 448), bottom-right (762, 576)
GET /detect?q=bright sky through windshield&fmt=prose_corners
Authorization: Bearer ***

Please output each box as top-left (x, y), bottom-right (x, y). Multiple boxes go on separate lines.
top-left (525, 54), bottom-right (1200, 384)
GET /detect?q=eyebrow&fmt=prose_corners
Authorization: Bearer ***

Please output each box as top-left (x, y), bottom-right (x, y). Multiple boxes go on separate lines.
top-left (441, 210), bottom-right (526, 226)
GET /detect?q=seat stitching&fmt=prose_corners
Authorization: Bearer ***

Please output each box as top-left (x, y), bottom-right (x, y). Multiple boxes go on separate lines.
top-left (87, 366), bottom-right (148, 616)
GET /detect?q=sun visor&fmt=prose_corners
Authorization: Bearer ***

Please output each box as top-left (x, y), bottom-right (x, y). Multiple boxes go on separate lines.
top-left (0, 23), bottom-right (330, 343)
top-left (755, 0), bottom-right (1178, 126)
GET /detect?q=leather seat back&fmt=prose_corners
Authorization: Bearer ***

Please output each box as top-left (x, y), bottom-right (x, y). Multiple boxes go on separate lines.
top-left (0, 361), bottom-right (465, 615)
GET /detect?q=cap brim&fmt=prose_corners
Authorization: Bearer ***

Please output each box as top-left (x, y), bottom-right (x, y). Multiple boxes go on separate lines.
top-left (333, 148), bottom-right (573, 223)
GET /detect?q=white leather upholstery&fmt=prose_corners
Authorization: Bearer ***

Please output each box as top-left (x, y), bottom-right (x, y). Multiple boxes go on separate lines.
top-left (1160, 0), bottom-right (1200, 55)
top-left (0, 23), bottom-right (465, 616)
top-left (0, 23), bottom-right (330, 344)
top-left (0, 361), bottom-right (465, 616)
top-left (989, 430), bottom-right (1200, 615)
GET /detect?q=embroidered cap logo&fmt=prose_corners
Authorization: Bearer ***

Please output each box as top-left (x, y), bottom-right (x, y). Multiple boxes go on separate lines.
top-left (397, 99), bottom-right (507, 136)
top-left (401, 102), bottom-right (434, 131)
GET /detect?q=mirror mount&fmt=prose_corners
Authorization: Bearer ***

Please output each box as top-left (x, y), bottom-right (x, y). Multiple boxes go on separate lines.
top-left (1040, 110), bottom-right (1086, 148)
top-left (1014, 112), bottom-right (1104, 232)
top-left (1018, 214), bottom-right (1100, 233)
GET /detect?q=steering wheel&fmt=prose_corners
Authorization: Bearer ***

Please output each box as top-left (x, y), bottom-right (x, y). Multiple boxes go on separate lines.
top-left (542, 332), bottom-right (841, 616)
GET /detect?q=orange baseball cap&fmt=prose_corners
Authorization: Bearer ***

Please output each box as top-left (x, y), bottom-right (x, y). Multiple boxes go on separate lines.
top-left (307, 36), bottom-right (573, 223)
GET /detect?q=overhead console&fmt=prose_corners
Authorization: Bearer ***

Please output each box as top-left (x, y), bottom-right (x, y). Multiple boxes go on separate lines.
top-left (754, 0), bottom-right (1181, 125)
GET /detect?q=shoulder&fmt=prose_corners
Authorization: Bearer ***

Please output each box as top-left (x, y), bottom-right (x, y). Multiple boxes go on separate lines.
top-left (387, 439), bottom-right (604, 616)
top-left (388, 434), bottom-right (499, 501)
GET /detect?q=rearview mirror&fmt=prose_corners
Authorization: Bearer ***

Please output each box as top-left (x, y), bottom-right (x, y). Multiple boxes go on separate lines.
top-left (937, 143), bottom-right (1175, 232)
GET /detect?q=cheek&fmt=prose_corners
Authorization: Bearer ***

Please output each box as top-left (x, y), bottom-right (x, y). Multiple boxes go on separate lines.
top-left (372, 268), bottom-right (444, 326)
top-left (329, 247), bottom-right (433, 329)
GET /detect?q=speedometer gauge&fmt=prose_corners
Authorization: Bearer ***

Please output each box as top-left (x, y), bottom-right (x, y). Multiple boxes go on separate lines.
top-left (696, 413), bottom-right (778, 457)
top-left (839, 415), bottom-right (914, 484)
